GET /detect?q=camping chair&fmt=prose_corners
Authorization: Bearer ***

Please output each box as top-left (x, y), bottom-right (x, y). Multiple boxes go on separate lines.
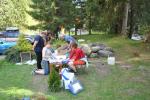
top-left (75, 57), bottom-right (89, 73)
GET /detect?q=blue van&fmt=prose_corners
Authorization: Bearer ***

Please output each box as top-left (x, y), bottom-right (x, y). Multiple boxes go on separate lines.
top-left (3, 27), bottom-right (19, 38)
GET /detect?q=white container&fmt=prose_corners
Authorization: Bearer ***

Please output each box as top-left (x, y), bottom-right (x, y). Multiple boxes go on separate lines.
top-left (107, 56), bottom-right (115, 65)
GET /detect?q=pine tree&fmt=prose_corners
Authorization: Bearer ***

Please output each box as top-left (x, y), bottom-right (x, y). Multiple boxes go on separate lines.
top-left (16, 34), bottom-right (32, 52)
top-left (48, 65), bottom-right (61, 92)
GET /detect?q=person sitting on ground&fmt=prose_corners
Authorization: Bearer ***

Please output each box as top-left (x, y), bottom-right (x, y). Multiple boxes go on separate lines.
top-left (33, 42), bottom-right (56, 75)
top-left (67, 42), bottom-right (86, 73)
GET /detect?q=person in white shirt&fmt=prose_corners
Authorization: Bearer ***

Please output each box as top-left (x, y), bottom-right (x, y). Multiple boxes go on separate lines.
top-left (32, 42), bottom-right (56, 75)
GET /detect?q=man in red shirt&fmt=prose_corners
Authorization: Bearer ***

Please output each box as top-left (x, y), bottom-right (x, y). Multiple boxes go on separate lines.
top-left (68, 42), bottom-right (86, 72)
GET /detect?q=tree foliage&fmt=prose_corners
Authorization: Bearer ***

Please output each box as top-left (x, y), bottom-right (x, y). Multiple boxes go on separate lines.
top-left (0, 0), bottom-right (28, 30)
top-left (29, 0), bottom-right (75, 31)
top-left (16, 34), bottom-right (32, 52)
top-left (1, 0), bottom-right (150, 36)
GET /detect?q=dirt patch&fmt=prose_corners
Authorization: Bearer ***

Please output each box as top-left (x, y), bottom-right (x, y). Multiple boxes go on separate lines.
top-left (120, 88), bottom-right (139, 96)
top-left (120, 64), bottom-right (132, 69)
top-left (130, 77), bottom-right (147, 83)
top-left (89, 58), bottom-right (111, 77)
top-left (31, 75), bottom-right (49, 93)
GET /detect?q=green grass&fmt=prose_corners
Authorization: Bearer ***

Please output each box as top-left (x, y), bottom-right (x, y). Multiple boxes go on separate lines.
top-left (0, 34), bottom-right (150, 100)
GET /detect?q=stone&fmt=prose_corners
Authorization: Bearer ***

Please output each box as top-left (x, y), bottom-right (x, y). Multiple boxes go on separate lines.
top-left (104, 47), bottom-right (114, 52)
top-left (91, 46), bottom-right (101, 52)
top-left (90, 53), bottom-right (99, 58)
top-left (98, 50), bottom-right (114, 57)
top-left (80, 44), bottom-right (91, 56)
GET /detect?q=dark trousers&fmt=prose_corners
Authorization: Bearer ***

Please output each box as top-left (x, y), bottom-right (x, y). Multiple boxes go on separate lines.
top-left (35, 52), bottom-right (42, 69)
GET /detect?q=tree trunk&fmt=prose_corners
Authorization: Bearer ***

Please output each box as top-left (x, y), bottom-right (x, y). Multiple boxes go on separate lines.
top-left (128, 0), bottom-right (135, 38)
top-left (75, 24), bottom-right (77, 35)
top-left (88, 13), bottom-right (92, 35)
top-left (121, 1), bottom-right (129, 36)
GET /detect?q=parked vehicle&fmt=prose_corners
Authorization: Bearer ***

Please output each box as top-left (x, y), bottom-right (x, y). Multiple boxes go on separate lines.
top-left (0, 27), bottom-right (19, 42)
top-left (4, 27), bottom-right (19, 38)
top-left (0, 27), bottom-right (34, 44)
top-left (0, 39), bottom-right (16, 54)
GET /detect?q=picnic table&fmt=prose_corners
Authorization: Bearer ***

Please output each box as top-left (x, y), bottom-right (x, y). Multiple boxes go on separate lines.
top-left (49, 55), bottom-right (66, 75)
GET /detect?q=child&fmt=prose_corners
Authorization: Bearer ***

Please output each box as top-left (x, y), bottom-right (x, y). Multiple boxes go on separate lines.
top-left (33, 42), bottom-right (55, 75)
top-left (68, 42), bottom-right (86, 72)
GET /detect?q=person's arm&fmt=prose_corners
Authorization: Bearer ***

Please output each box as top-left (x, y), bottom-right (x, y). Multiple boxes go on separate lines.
top-left (32, 36), bottom-right (39, 51)
top-left (32, 41), bottom-right (38, 51)
top-left (42, 47), bottom-right (46, 58)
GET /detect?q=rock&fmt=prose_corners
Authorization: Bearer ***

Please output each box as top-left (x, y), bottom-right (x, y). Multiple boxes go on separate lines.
top-left (80, 44), bottom-right (91, 56)
top-left (90, 53), bottom-right (99, 58)
top-left (104, 47), bottom-right (114, 52)
top-left (98, 50), bottom-right (114, 57)
top-left (98, 45), bottom-right (106, 50)
top-left (89, 43), bottom-right (99, 47)
top-left (91, 46), bottom-right (100, 52)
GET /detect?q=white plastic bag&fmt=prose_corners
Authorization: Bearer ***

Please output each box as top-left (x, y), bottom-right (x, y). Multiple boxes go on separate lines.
top-left (61, 68), bottom-right (75, 89)
top-left (68, 80), bottom-right (84, 95)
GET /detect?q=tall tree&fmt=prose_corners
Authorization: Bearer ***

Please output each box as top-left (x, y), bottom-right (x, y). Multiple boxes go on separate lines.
top-left (121, 0), bottom-right (129, 36)
top-left (0, 0), bottom-right (27, 30)
top-left (56, 0), bottom-right (76, 30)
top-left (29, 0), bottom-right (75, 31)
top-left (28, 0), bottom-right (57, 30)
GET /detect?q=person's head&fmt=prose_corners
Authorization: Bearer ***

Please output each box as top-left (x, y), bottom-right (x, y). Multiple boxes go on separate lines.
top-left (40, 31), bottom-right (47, 37)
top-left (71, 42), bottom-right (78, 49)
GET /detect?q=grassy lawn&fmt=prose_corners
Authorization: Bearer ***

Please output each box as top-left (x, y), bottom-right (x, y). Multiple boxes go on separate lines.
top-left (0, 34), bottom-right (150, 100)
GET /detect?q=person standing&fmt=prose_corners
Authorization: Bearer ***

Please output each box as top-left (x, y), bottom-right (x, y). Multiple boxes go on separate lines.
top-left (32, 32), bottom-right (45, 69)
top-left (60, 25), bottom-right (65, 34)
top-left (54, 26), bottom-right (61, 40)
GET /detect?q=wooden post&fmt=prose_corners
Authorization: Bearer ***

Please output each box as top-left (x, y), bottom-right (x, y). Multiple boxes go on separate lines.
top-left (20, 52), bottom-right (32, 63)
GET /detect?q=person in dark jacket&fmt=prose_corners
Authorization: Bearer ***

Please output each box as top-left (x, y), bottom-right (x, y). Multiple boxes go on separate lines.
top-left (32, 32), bottom-right (45, 69)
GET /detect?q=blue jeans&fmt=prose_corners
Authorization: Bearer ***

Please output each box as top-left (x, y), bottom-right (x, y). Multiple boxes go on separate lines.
top-left (41, 60), bottom-right (50, 75)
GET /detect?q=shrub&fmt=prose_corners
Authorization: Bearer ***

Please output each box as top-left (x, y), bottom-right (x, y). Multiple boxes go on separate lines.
top-left (16, 34), bottom-right (32, 52)
top-left (48, 65), bottom-right (61, 92)
top-left (5, 47), bottom-right (21, 63)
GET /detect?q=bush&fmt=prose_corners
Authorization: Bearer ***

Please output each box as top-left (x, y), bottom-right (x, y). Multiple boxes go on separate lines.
top-left (48, 65), bottom-right (61, 92)
top-left (5, 47), bottom-right (21, 63)
top-left (16, 34), bottom-right (32, 52)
